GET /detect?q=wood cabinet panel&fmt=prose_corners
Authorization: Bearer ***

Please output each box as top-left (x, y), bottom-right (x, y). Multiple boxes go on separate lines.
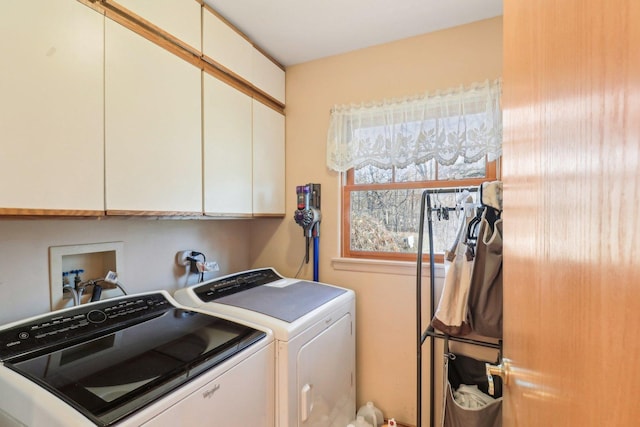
top-left (0, 1), bottom-right (104, 212)
top-left (203, 7), bottom-right (285, 105)
top-left (203, 73), bottom-right (253, 216)
top-left (203, 9), bottom-right (253, 83)
top-left (252, 50), bottom-right (286, 104)
top-left (105, 20), bottom-right (202, 213)
top-left (252, 101), bottom-right (285, 216)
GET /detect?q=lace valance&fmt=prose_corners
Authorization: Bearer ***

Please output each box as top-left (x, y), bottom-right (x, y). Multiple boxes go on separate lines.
top-left (326, 79), bottom-right (502, 172)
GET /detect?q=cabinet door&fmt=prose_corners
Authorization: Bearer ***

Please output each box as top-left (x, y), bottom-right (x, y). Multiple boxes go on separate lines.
top-left (203, 8), bottom-right (253, 83)
top-left (105, 20), bottom-right (202, 213)
top-left (252, 101), bottom-right (285, 216)
top-left (203, 74), bottom-right (253, 216)
top-left (0, 1), bottom-right (104, 212)
top-left (114, 0), bottom-right (201, 52)
top-left (252, 49), bottom-right (286, 105)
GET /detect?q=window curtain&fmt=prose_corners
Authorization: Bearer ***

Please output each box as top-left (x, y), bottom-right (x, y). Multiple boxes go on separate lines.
top-left (326, 79), bottom-right (502, 172)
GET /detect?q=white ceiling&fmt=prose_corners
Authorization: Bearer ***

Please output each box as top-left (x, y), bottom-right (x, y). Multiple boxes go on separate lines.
top-left (203, 0), bottom-right (503, 67)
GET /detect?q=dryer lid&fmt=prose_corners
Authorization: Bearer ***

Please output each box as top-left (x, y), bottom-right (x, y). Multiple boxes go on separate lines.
top-left (215, 280), bottom-right (346, 323)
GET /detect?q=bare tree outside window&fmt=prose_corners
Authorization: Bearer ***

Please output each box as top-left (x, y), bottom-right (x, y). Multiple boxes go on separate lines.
top-left (344, 156), bottom-right (494, 261)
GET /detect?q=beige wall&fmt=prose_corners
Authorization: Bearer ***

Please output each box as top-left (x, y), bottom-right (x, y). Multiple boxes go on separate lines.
top-left (0, 219), bottom-right (252, 324)
top-left (251, 17), bottom-right (503, 425)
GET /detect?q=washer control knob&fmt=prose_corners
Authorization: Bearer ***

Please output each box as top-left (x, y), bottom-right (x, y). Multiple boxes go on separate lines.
top-left (87, 310), bottom-right (107, 323)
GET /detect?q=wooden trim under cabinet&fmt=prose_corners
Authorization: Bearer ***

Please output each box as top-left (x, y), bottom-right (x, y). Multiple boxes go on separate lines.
top-left (252, 213), bottom-right (286, 218)
top-left (0, 208), bottom-right (105, 217)
top-left (106, 210), bottom-right (204, 217)
top-left (203, 212), bottom-right (254, 219)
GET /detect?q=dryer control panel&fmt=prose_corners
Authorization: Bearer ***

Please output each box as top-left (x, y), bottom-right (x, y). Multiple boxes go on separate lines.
top-left (194, 268), bottom-right (284, 302)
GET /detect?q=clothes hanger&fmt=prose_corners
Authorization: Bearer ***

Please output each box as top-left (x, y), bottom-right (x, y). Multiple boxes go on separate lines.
top-left (466, 205), bottom-right (483, 243)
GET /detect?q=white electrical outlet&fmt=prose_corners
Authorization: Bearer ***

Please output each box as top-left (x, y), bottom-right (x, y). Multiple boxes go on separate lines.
top-left (196, 261), bottom-right (219, 273)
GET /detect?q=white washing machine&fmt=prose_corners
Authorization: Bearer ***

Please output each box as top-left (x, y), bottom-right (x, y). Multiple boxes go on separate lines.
top-left (173, 268), bottom-right (356, 427)
top-left (0, 291), bottom-right (274, 426)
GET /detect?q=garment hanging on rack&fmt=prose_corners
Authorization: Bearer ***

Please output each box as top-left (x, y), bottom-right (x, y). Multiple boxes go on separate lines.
top-left (480, 181), bottom-right (503, 212)
top-left (467, 209), bottom-right (503, 338)
top-left (467, 180), bottom-right (503, 338)
top-left (431, 195), bottom-right (475, 336)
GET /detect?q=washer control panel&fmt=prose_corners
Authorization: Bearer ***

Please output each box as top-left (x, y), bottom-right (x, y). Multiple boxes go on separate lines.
top-left (0, 293), bottom-right (171, 361)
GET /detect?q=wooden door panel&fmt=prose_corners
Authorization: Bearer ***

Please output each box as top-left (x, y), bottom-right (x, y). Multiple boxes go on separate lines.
top-left (503, 0), bottom-right (640, 425)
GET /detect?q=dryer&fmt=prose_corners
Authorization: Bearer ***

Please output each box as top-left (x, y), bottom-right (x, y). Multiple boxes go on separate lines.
top-left (0, 291), bottom-right (274, 426)
top-left (173, 268), bottom-right (356, 427)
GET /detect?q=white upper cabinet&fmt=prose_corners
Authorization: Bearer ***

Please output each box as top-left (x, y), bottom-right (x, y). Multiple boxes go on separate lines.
top-left (252, 101), bottom-right (285, 215)
top-left (105, 20), bottom-right (202, 213)
top-left (203, 8), bottom-right (285, 104)
top-left (252, 50), bottom-right (286, 105)
top-left (112, 0), bottom-right (201, 51)
top-left (203, 74), bottom-right (253, 216)
top-left (203, 9), bottom-right (253, 83)
top-left (0, 1), bottom-right (104, 212)
top-left (0, 2), bottom-right (284, 217)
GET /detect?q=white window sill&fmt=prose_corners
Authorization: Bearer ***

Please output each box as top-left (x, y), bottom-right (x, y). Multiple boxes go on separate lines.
top-left (331, 257), bottom-right (445, 278)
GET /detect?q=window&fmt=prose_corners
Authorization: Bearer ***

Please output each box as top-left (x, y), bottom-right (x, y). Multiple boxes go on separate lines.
top-left (344, 157), bottom-right (497, 261)
top-left (327, 80), bottom-right (502, 261)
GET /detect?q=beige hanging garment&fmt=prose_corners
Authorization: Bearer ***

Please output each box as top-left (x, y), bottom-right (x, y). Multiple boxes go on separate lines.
top-left (431, 196), bottom-right (475, 336)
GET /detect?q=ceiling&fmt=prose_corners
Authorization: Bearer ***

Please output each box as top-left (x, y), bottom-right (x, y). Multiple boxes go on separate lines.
top-left (203, 0), bottom-right (503, 67)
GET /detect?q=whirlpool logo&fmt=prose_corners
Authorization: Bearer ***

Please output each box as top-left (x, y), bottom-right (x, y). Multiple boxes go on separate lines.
top-left (202, 384), bottom-right (220, 399)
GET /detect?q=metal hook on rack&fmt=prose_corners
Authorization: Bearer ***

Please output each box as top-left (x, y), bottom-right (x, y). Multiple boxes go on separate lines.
top-left (434, 192), bottom-right (441, 221)
top-left (453, 188), bottom-right (462, 219)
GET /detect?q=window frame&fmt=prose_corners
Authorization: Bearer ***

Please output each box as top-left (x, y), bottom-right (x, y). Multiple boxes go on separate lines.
top-left (342, 159), bottom-right (498, 262)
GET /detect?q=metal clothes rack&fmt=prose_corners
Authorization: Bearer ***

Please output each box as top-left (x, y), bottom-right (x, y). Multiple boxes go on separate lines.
top-left (415, 187), bottom-right (502, 427)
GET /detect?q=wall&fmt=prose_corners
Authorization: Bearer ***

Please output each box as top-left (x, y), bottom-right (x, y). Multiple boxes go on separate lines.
top-left (250, 17), bottom-right (503, 425)
top-left (0, 219), bottom-right (252, 325)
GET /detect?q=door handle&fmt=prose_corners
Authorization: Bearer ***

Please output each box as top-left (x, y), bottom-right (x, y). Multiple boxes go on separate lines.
top-left (301, 383), bottom-right (312, 422)
top-left (486, 359), bottom-right (510, 396)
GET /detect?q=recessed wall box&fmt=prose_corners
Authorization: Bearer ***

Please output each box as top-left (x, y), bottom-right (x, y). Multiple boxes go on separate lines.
top-left (49, 242), bottom-right (124, 310)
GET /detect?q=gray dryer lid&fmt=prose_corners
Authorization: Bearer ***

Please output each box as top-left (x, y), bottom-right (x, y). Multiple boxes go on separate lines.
top-left (215, 280), bottom-right (346, 323)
